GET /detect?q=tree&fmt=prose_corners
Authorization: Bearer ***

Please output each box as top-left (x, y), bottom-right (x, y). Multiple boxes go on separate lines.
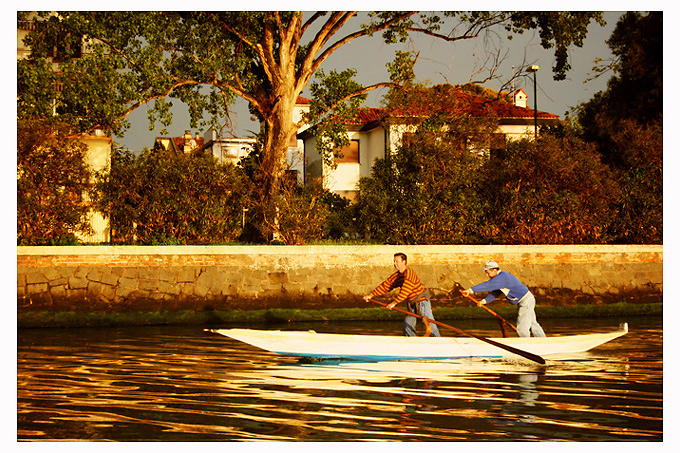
top-left (93, 149), bottom-right (251, 244)
top-left (355, 84), bottom-right (495, 244)
top-left (603, 119), bottom-right (662, 244)
top-left (17, 119), bottom-right (92, 245)
top-left (480, 132), bottom-right (620, 244)
top-left (18, 11), bottom-right (603, 235)
top-left (578, 11), bottom-right (662, 165)
top-left (575, 11), bottom-right (662, 243)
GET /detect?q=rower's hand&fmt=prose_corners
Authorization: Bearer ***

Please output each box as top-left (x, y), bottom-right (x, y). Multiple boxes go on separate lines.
top-left (477, 299), bottom-right (487, 306)
top-left (461, 289), bottom-right (472, 297)
top-left (363, 295), bottom-right (373, 303)
top-left (386, 301), bottom-right (397, 310)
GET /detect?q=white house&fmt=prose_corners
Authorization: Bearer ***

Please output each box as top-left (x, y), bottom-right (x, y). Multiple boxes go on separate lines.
top-left (298, 86), bottom-right (560, 200)
top-left (158, 97), bottom-right (312, 185)
top-left (19, 15), bottom-right (112, 242)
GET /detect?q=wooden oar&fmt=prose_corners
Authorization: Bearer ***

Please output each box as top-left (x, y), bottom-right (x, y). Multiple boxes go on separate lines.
top-left (368, 298), bottom-right (545, 365)
top-left (453, 282), bottom-right (518, 334)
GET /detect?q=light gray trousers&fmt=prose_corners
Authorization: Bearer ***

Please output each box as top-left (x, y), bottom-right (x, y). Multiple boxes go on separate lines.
top-left (517, 291), bottom-right (546, 337)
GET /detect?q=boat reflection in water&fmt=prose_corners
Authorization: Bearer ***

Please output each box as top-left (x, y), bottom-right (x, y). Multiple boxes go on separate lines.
top-left (17, 317), bottom-right (662, 441)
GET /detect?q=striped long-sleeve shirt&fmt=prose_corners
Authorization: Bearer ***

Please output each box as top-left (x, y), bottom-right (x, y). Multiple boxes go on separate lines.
top-left (369, 267), bottom-right (426, 305)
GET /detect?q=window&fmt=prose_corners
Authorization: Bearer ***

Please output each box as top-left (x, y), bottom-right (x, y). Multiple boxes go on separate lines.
top-left (336, 139), bottom-right (359, 164)
top-left (490, 133), bottom-right (507, 160)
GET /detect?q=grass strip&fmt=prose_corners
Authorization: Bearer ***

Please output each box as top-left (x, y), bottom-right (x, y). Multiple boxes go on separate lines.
top-left (18, 302), bottom-right (662, 329)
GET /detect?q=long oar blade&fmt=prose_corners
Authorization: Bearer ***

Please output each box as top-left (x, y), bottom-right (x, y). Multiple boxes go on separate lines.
top-left (370, 299), bottom-right (546, 365)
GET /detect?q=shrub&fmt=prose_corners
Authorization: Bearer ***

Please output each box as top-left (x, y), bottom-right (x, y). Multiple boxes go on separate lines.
top-left (94, 149), bottom-right (252, 244)
top-left (355, 114), bottom-right (492, 244)
top-left (480, 133), bottom-right (620, 244)
top-left (17, 119), bottom-right (92, 245)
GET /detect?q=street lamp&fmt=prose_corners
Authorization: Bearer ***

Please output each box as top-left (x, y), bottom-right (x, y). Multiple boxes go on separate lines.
top-left (527, 65), bottom-right (539, 140)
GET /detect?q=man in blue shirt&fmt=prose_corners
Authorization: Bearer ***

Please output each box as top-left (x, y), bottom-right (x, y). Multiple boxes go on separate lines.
top-left (461, 260), bottom-right (546, 338)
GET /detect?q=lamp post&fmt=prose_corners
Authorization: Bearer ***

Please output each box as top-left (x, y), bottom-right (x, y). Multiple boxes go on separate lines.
top-left (527, 65), bottom-right (539, 140)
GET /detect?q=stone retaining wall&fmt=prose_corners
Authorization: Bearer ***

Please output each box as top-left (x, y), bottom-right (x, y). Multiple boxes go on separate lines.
top-left (17, 245), bottom-right (663, 313)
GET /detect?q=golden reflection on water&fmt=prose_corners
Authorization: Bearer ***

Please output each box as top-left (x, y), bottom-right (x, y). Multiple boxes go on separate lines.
top-left (17, 318), bottom-right (662, 441)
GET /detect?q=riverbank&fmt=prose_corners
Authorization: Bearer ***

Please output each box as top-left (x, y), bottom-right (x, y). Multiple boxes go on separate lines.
top-left (17, 301), bottom-right (662, 329)
top-left (18, 244), bottom-right (662, 319)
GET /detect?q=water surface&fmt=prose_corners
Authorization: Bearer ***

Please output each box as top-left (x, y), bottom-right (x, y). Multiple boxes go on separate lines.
top-left (17, 316), bottom-right (662, 441)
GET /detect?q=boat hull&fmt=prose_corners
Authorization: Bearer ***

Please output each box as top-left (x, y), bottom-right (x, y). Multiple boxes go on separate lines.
top-left (209, 323), bottom-right (628, 361)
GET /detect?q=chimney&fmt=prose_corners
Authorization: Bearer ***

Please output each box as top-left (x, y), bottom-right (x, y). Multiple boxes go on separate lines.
top-left (183, 130), bottom-right (195, 154)
top-left (513, 89), bottom-right (527, 108)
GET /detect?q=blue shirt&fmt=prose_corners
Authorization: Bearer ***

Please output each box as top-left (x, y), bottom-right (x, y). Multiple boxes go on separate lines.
top-left (471, 271), bottom-right (529, 305)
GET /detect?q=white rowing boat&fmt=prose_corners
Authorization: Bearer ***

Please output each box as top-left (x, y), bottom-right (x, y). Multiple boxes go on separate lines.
top-left (208, 323), bottom-right (628, 361)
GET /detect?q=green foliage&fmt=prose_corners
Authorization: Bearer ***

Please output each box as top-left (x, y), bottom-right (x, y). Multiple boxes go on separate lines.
top-left (22, 11), bottom-right (644, 246)
top-left (18, 11), bottom-right (236, 136)
top-left (505, 12), bottom-right (605, 80)
top-left (93, 149), bottom-right (252, 244)
top-left (480, 133), bottom-right (620, 244)
top-left (355, 86), bottom-right (495, 244)
top-left (320, 191), bottom-right (359, 240)
top-left (17, 119), bottom-right (92, 245)
top-left (604, 120), bottom-right (662, 243)
top-left (17, 11), bottom-right (603, 199)
top-left (308, 69), bottom-right (367, 166)
top-left (274, 182), bottom-right (332, 245)
top-left (576, 12), bottom-right (662, 243)
top-left (237, 145), bottom-right (335, 245)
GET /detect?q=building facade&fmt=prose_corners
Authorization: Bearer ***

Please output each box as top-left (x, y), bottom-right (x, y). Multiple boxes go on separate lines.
top-left (299, 86), bottom-right (561, 200)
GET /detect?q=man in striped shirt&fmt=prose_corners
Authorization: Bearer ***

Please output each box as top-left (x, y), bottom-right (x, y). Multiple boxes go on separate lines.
top-left (364, 253), bottom-right (441, 337)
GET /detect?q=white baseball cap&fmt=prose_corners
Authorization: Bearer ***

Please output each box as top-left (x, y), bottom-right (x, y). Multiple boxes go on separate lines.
top-left (483, 260), bottom-right (500, 271)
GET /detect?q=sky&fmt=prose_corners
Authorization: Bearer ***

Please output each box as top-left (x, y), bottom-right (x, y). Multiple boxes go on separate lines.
top-left (113, 10), bottom-right (626, 152)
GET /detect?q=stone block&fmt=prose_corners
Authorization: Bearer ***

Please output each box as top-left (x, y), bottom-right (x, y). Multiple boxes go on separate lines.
top-left (268, 271), bottom-right (289, 284)
top-left (87, 268), bottom-right (102, 282)
top-left (69, 277), bottom-right (89, 290)
top-left (74, 267), bottom-right (89, 279)
top-left (176, 267), bottom-right (196, 283)
top-left (43, 267), bottom-right (63, 281)
top-left (139, 278), bottom-right (159, 292)
top-left (194, 283), bottom-right (210, 298)
top-left (26, 283), bottom-right (48, 294)
top-left (100, 271), bottom-right (119, 286)
top-left (115, 286), bottom-right (135, 299)
top-left (158, 279), bottom-right (180, 295)
top-left (87, 282), bottom-right (102, 298)
top-left (118, 277), bottom-right (138, 289)
top-left (159, 268), bottom-right (177, 283)
top-left (111, 267), bottom-right (126, 277)
top-left (123, 267), bottom-right (139, 279)
top-left (25, 272), bottom-right (47, 285)
top-left (99, 284), bottom-right (116, 301)
top-left (49, 277), bottom-right (68, 288)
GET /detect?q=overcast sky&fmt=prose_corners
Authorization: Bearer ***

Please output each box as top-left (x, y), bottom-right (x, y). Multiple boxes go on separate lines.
top-left (114, 10), bottom-right (626, 151)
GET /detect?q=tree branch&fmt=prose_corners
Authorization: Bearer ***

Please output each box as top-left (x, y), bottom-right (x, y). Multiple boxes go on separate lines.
top-left (298, 81), bottom-right (395, 129)
top-left (297, 12), bottom-right (416, 94)
top-left (300, 11), bottom-right (327, 35)
top-left (314, 12), bottom-right (416, 70)
top-left (408, 14), bottom-right (509, 42)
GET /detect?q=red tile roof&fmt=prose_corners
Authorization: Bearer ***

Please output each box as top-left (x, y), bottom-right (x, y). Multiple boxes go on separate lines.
top-left (173, 136), bottom-right (204, 151)
top-left (348, 88), bottom-right (558, 128)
